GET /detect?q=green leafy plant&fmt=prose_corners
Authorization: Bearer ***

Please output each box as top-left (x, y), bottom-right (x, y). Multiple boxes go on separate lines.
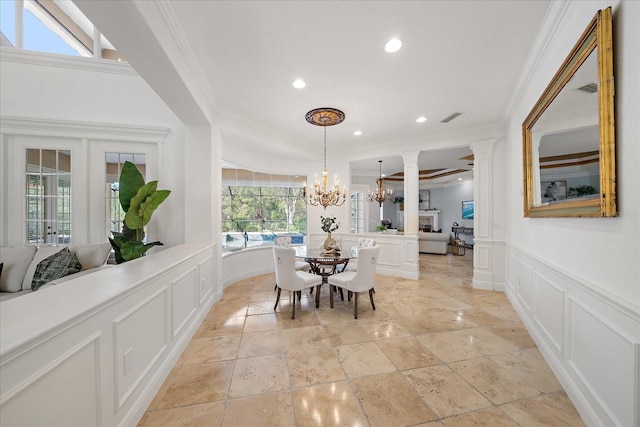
top-left (376, 225), bottom-right (387, 232)
top-left (109, 161), bottom-right (171, 263)
top-left (320, 215), bottom-right (339, 233)
top-left (393, 196), bottom-right (404, 204)
top-left (568, 185), bottom-right (597, 197)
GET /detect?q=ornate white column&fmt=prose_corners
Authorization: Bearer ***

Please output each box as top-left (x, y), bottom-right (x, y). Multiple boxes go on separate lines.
top-left (402, 151), bottom-right (420, 236)
top-left (470, 139), bottom-right (501, 291)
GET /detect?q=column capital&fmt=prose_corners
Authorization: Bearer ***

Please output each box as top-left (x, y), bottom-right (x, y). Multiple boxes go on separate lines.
top-left (402, 150), bottom-right (420, 165)
top-left (469, 139), bottom-right (497, 157)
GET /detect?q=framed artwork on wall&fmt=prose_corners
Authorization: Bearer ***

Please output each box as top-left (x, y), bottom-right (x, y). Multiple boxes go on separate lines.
top-left (540, 181), bottom-right (567, 203)
top-left (462, 200), bottom-right (474, 220)
top-left (419, 190), bottom-right (430, 210)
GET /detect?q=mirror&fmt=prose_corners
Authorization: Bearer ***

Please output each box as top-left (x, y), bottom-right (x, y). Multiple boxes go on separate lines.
top-left (523, 7), bottom-right (616, 217)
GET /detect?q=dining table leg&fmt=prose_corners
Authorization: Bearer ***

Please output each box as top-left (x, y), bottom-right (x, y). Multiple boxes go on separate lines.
top-left (315, 283), bottom-right (322, 308)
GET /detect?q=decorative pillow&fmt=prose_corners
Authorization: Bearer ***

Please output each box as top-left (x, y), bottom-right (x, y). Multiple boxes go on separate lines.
top-left (31, 248), bottom-right (83, 291)
top-left (22, 245), bottom-right (65, 291)
top-left (0, 245), bottom-right (37, 292)
top-left (69, 243), bottom-right (111, 270)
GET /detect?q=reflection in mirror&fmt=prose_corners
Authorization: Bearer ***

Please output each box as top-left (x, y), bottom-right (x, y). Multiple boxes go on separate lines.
top-left (523, 7), bottom-right (616, 217)
top-left (537, 126), bottom-right (600, 204)
top-left (531, 49), bottom-right (600, 206)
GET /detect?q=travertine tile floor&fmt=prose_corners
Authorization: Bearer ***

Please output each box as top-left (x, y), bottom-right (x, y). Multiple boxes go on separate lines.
top-left (139, 252), bottom-right (585, 426)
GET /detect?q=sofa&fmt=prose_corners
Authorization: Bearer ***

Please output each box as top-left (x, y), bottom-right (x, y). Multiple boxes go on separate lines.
top-left (418, 232), bottom-right (450, 254)
top-left (0, 243), bottom-right (112, 302)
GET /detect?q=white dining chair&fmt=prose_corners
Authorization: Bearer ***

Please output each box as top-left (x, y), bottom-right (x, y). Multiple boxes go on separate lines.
top-left (328, 245), bottom-right (380, 319)
top-left (273, 246), bottom-right (322, 319)
top-left (338, 237), bottom-right (376, 273)
top-left (273, 235), bottom-right (310, 290)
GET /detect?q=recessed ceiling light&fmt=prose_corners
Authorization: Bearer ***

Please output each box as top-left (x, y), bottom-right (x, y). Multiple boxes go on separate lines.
top-left (458, 178), bottom-right (463, 181)
top-left (416, 116), bottom-right (427, 123)
top-left (353, 130), bottom-right (362, 136)
top-left (292, 79), bottom-right (306, 89)
top-left (385, 38), bottom-right (402, 53)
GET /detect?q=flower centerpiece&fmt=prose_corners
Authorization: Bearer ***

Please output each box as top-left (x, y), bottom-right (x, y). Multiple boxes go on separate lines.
top-left (320, 215), bottom-right (340, 255)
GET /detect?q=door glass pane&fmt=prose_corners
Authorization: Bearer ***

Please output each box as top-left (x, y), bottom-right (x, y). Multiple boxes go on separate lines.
top-left (106, 152), bottom-right (146, 239)
top-left (25, 149), bottom-right (72, 245)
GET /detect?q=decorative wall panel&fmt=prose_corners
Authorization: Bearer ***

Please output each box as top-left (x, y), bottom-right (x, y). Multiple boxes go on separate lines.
top-left (533, 272), bottom-right (564, 352)
top-left (0, 334), bottom-right (101, 426)
top-left (171, 268), bottom-right (198, 338)
top-left (506, 245), bottom-right (639, 427)
top-left (198, 256), bottom-right (214, 304)
top-left (114, 288), bottom-right (168, 407)
top-left (568, 297), bottom-right (639, 427)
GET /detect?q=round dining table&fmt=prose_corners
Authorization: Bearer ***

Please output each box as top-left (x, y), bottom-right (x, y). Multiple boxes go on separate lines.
top-left (293, 246), bottom-right (356, 308)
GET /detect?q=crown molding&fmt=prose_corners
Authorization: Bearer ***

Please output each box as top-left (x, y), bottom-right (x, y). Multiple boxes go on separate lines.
top-left (505, 0), bottom-right (572, 118)
top-left (0, 46), bottom-right (138, 76)
top-left (0, 116), bottom-right (169, 143)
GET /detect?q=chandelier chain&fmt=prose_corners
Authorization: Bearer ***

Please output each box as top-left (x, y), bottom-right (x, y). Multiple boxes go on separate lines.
top-left (303, 108), bottom-right (347, 210)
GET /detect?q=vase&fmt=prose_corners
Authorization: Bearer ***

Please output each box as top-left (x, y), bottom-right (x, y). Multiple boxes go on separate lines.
top-left (321, 232), bottom-right (338, 255)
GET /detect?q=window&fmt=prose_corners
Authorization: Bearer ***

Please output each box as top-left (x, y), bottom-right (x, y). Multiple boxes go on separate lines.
top-left (25, 149), bottom-right (71, 244)
top-left (222, 167), bottom-right (307, 250)
top-left (105, 153), bottom-right (146, 239)
top-left (350, 191), bottom-right (365, 233)
top-left (0, 0), bottom-right (123, 60)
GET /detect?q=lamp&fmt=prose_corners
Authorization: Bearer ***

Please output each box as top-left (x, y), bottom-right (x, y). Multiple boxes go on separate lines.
top-left (303, 108), bottom-right (347, 210)
top-left (367, 160), bottom-right (393, 206)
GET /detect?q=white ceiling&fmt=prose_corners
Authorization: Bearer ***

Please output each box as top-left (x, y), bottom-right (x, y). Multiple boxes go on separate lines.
top-left (75, 0), bottom-right (552, 180)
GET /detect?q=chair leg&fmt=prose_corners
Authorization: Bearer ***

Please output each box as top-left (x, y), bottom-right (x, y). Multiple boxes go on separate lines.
top-left (291, 296), bottom-right (296, 319)
top-left (354, 292), bottom-right (358, 319)
top-left (315, 284), bottom-right (321, 308)
top-left (329, 285), bottom-right (334, 308)
top-left (369, 288), bottom-right (376, 310)
top-left (274, 287), bottom-right (281, 310)
top-left (297, 290), bottom-right (302, 301)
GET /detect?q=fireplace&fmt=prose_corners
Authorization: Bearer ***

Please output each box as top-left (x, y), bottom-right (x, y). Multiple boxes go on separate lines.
top-left (419, 210), bottom-right (440, 232)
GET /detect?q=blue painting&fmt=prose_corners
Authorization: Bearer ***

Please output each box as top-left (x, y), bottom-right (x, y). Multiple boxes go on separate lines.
top-left (462, 200), bottom-right (474, 220)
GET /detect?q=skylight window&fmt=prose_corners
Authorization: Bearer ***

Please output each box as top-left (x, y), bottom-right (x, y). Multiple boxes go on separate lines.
top-left (0, 0), bottom-right (122, 60)
top-left (23, 3), bottom-right (83, 56)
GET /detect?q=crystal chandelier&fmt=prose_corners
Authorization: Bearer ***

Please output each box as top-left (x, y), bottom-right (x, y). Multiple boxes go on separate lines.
top-left (367, 160), bottom-right (393, 206)
top-left (303, 108), bottom-right (347, 210)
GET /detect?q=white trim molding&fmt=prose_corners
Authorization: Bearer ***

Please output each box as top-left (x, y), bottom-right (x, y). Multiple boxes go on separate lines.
top-left (0, 116), bottom-right (169, 143)
top-left (506, 243), bottom-right (640, 427)
top-left (0, 46), bottom-right (138, 76)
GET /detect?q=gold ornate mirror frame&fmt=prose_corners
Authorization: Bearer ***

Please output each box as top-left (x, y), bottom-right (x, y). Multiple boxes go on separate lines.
top-left (523, 7), bottom-right (616, 218)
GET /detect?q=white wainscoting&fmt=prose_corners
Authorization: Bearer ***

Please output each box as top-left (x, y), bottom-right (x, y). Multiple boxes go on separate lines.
top-left (221, 234), bottom-right (420, 288)
top-left (320, 233), bottom-right (419, 280)
top-left (221, 246), bottom-right (275, 289)
top-left (0, 243), bottom-right (217, 427)
top-left (506, 244), bottom-right (639, 427)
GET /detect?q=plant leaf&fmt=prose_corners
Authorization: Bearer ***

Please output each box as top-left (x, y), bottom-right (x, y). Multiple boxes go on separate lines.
top-left (119, 161), bottom-right (145, 212)
top-left (124, 181), bottom-right (158, 230)
top-left (118, 240), bottom-right (164, 262)
top-left (138, 190), bottom-right (171, 228)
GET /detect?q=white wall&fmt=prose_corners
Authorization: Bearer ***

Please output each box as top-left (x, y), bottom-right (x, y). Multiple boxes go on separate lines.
top-left (0, 49), bottom-right (188, 247)
top-left (504, 1), bottom-right (639, 426)
top-left (428, 181), bottom-right (474, 238)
